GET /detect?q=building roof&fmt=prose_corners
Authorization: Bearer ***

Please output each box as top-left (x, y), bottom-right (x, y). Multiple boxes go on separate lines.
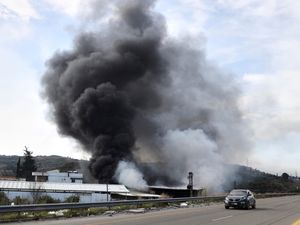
top-left (117, 191), bottom-right (160, 198)
top-left (0, 180), bottom-right (129, 193)
top-left (149, 185), bottom-right (203, 190)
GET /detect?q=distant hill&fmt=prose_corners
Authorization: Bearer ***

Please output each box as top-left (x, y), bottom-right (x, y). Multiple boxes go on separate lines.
top-left (224, 164), bottom-right (300, 193)
top-left (0, 155), bottom-right (19, 171)
top-left (0, 155), bottom-right (87, 172)
top-left (0, 155), bottom-right (97, 183)
top-left (34, 155), bottom-right (88, 172)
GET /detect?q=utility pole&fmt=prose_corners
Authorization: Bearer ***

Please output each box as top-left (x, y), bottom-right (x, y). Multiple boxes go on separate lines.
top-left (106, 183), bottom-right (109, 202)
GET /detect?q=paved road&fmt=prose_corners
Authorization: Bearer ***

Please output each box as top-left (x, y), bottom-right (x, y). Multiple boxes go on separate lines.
top-left (4, 195), bottom-right (300, 225)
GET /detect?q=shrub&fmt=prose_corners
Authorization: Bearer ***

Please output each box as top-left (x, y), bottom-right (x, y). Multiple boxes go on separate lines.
top-left (36, 195), bottom-right (60, 204)
top-left (64, 195), bottom-right (80, 203)
top-left (12, 196), bottom-right (30, 205)
top-left (0, 192), bottom-right (10, 205)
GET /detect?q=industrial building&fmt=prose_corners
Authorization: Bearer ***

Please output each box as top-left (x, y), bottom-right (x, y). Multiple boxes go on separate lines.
top-left (32, 170), bottom-right (83, 183)
top-left (0, 180), bottom-right (129, 203)
top-left (0, 170), bottom-right (162, 203)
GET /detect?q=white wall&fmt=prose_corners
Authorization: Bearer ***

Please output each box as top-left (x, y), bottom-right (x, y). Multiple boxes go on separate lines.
top-left (47, 172), bottom-right (83, 183)
top-left (4, 191), bottom-right (110, 203)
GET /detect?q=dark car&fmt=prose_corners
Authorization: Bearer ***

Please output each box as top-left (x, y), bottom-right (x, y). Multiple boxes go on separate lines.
top-left (224, 189), bottom-right (256, 209)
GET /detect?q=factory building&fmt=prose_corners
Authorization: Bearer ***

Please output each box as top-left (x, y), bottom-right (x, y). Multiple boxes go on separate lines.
top-left (0, 180), bottom-right (129, 203)
top-left (0, 170), bottom-right (161, 203)
top-left (149, 186), bottom-right (203, 198)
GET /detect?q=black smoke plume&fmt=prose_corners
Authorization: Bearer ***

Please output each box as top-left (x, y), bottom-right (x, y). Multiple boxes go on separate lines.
top-left (43, 0), bottom-right (167, 183)
top-left (42, 0), bottom-right (251, 189)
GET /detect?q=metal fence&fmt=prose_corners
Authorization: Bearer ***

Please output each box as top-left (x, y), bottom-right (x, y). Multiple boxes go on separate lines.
top-left (0, 193), bottom-right (297, 214)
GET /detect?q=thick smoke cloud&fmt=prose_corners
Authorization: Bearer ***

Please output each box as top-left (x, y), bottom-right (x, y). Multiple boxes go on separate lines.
top-left (42, 0), bottom-right (251, 190)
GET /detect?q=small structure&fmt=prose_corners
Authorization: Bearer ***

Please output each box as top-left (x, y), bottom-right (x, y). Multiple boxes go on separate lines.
top-left (149, 186), bottom-right (203, 198)
top-left (0, 180), bottom-right (129, 203)
top-left (32, 170), bottom-right (83, 183)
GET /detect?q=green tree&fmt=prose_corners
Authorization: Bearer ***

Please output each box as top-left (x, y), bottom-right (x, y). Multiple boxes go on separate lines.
top-left (282, 172), bottom-right (289, 182)
top-left (0, 192), bottom-right (10, 205)
top-left (36, 195), bottom-right (60, 204)
top-left (12, 196), bottom-right (30, 205)
top-left (64, 195), bottom-right (80, 203)
top-left (22, 146), bottom-right (37, 181)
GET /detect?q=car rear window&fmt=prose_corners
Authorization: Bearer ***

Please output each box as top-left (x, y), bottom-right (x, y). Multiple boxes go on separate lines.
top-left (229, 190), bottom-right (247, 196)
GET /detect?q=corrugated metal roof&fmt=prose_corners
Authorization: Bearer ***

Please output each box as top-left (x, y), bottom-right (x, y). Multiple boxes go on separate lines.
top-left (0, 180), bottom-right (129, 193)
top-left (118, 191), bottom-right (160, 198)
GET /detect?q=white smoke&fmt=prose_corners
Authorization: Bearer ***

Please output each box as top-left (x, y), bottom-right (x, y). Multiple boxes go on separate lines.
top-left (133, 40), bottom-right (252, 192)
top-left (159, 129), bottom-right (226, 192)
top-left (114, 161), bottom-right (148, 190)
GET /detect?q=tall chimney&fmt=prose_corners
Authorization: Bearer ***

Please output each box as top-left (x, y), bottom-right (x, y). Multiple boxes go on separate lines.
top-left (187, 172), bottom-right (193, 197)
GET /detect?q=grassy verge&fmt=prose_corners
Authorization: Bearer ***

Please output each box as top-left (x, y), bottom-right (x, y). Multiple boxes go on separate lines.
top-left (0, 211), bottom-right (58, 223)
top-left (0, 201), bottom-right (191, 223)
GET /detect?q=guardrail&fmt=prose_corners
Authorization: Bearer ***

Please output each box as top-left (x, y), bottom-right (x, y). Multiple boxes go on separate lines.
top-left (0, 193), bottom-right (297, 214)
top-left (0, 195), bottom-right (225, 213)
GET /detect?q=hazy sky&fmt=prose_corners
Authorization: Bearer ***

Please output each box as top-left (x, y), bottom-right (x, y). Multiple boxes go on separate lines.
top-left (1, 0), bottom-right (300, 176)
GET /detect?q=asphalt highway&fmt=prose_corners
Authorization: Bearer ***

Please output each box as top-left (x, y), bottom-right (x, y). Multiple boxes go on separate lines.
top-left (4, 195), bottom-right (300, 225)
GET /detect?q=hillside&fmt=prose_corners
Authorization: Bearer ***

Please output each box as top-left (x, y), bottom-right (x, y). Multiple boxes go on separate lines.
top-left (225, 164), bottom-right (300, 193)
top-left (0, 155), bottom-right (89, 172)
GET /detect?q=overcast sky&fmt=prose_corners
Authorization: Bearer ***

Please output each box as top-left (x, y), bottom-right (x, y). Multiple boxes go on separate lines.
top-left (0, 0), bottom-right (300, 176)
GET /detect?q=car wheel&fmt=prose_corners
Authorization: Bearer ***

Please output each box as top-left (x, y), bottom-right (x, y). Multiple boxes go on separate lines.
top-left (252, 203), bottom-right (256, 209)
top-left (225, 205), bottom-right (229, 209)
top-left (245, 203), bottom-right (250, 210)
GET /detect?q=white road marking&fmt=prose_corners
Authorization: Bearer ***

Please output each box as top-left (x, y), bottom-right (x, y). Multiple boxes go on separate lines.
top-left (212, 215), bottom-right (233, 222)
